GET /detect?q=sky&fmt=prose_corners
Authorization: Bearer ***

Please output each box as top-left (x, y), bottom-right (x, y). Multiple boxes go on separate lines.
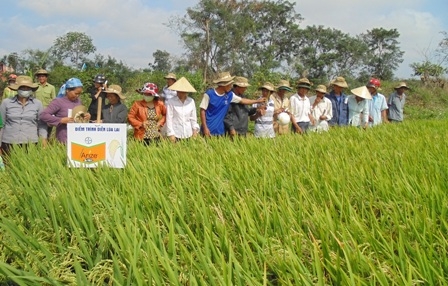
top-left (0, 0), bottom-right (447, 79)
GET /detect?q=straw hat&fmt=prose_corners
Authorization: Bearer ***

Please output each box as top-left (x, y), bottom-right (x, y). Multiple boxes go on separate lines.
top-left (394, 82), bottom-right (410, 90)
top-left (9, 75), bottom-right (38, 91)
top-left (276, 80), bottom-right (292, 92)
top-left (233, 76), bottom-right (251, 87)
top-left (259, 82), bottom-right (275, 92)
top-left (213, 71), bottom-right (235, 86)
top-left (164, 73), bottom-right (177, 80)
top-left (104, 84), bottom-right (126, 100)
top-left (330, 76), bottom-right (348, 88)
top-left (168, 77), bottom-right (197, 93)
top-left (72, 105), bottom-right (88, 123)
top-left (35, 69), bottom-right (49, 76)
top-left (315, 84), bottom-right (328, 94)
top-left (351, 86), bottom-right (372, 100)
top-left (296, 78), bottom-right (312, 89)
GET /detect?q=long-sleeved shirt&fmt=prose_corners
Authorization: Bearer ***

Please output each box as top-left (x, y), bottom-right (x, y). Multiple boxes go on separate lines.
top-left (367, 93), bottom-right (388, 126)
top-left (289, 94), bottom-right (311, 122)
top-left (40, 96), bottom-right (82, 143)
top-left (161, 86), bottom-right (178, 101)
top-left (166, 96), bottom-right (199, 139)
top-left (326, 91), bottom-right (349, 126)
top-left (0, 96), bottom-right (47, 144)
top-left (347, 96), bottom-right (369, 127)
top-left (309, 95), bottom-right (333, 132)
top-left (387, 92), bottom-right (406, 121)
top-left (102, 102), bottom-right (128, 123)
top-left (35, 82), bottom-right (56, 107)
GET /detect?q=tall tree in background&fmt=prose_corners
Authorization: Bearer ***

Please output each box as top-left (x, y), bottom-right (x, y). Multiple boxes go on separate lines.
top-left (51, 32), bottom-right (97, 68)
top-left (148, 50), bottom-right (172, 73)
top-left (361, 28), bottom-right (404, 80)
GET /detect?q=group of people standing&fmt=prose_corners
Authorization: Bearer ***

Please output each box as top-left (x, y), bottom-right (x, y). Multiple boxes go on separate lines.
top-left (0, 70), bottom-right (409, 158)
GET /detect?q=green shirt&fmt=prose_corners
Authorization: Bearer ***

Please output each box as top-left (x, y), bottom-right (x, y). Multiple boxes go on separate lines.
top-left (2, 87), bottom-right (17, 100)
top-left (35, 82), bottom-right (56, 107)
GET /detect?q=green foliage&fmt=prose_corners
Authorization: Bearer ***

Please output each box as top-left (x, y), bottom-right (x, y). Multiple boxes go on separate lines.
top-left (51, 32), bottom-right (97, 67)
top-left (148, 50), bottom-right (172, 73)
top-left (1, 121), bottom-right (448, 284)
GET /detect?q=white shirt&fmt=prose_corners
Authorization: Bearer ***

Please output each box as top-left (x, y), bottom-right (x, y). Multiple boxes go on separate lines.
top-left (347, 96), bottom-right (369, 127)
top-left (309, 95), bottom-right (333, 132)
top-left (289, 94), bottom-right (311, 122)
top-left (252, 97), bottom-right (275, 138)
top-left (162, 86), bottom-right (178, 101)
top-left (166, 96), bottom-right (199, 139)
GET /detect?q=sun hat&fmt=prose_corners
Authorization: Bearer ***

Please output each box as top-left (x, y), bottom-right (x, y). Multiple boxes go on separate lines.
top-left (259, 82), bottom-right (275, 92)
top-left (35, 69), bottom-right (49, 76)
top-left (65, 78), bottom-right (83, 89)
top-left (213, 71), bottom-right (235, 86)
top-left (394, 82), bottom-right (410, 90)
top-left (72, 105), bottom-right (88, 123)
top-left (164, 73), bottom-right (177, 80)
top-left (276, 80), bottom-right (292, 92)
top-left (168, 77), bottom-right (197, 93)
top-left (104, 84), bottom-right (126, 99)
top-left (233, 76), bottom-right (251, 87)
top-left (330, 76), bottom-right (348, 88)
top-left (9, 75), bottom-right (38, 91)
top-left (366, 78), bottom-right (382, 91)
top-left (296, 78), bottom-right (313, 89)
top-left (136, 82), bottom-right (160, 97)
top-left (315, 84), bottom-right (328, 94)
top-left (351, 86), bottom-right (372, 100)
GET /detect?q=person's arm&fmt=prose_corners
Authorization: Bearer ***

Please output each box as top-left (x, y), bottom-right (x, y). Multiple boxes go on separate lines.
top-left (224, 104), bottom-right (236, 135)
top-left (200, 108), bottom-right (210, 136)
top-left (165, 102), bottom-right (175, 138)
top-left (157, 103), bottom-right (167, 128)
top-left (40, 100), bottom-right (72, 126)
top-left (190, 101), bottom-right (199, 137)
top-left (127, 103), bottom-right (144, 129)
top-left (381, 97), bottom-right (389, 123)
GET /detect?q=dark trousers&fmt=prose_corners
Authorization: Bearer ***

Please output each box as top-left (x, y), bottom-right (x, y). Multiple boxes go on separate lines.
top-left (293, 122), bottom-right (310, 133)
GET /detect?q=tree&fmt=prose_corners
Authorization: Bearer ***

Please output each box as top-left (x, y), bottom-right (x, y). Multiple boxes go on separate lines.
top-left (148, 50), bottom-right (172, 73)
top-left (52, 32), bottom-right (96, 67)
top-left (293, 25), bottom-right (368, 82)
top-left (361, 28), bottom-right (404, 80)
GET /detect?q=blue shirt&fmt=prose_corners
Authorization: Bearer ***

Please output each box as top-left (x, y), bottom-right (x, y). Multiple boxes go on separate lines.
top-left (326, 91), bottom-right (349, 126)
top-left (202, 89), bottom-right (234, 135)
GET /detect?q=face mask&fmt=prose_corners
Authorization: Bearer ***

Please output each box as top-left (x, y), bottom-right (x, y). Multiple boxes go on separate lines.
top-left (18, 90), bottom-right (33, 98)
top-left (143, 95), bottom-right (154, 102)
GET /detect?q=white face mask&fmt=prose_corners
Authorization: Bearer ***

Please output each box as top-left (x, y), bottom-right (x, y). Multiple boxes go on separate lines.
top-left (18, 90), bottom-right (33, 98)
top-left (143, 95), bottom-right (154, 102)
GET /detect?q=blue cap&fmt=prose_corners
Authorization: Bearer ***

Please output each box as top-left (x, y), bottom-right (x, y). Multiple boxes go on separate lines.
top-left (65, 78), bottom-right (83, 89)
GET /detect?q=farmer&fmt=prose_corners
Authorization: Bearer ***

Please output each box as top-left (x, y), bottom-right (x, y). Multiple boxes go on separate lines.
top-left (88, 74), bottom-right (107, 121)
top-left (347, 86), bottom-right (371, 128)
top-left (128, 82), bottom-right (166, 145)
top-left (161, 72), bottom-right (178, 102)
top-left (2, 74), bottom-right (18, 100)
top-left (40, 78), bottom-right (90, 144)
top-left (224, 76), bottom-right (257, 137)
top-left (289, 78), bottom-right (315, 134)
top-left (326, 76), bottom-right (349, 126)
top-left (250, 82), bottom-right (277, 138)
top-left (271, 80), bottom-right (292, 135)
top-left (0, 76), bottom-right (47, 156)
top-left (387, 82), bottom-right (409, 123)
top-left (165, 77), bottom-right (200, 142)
top-left (34, 69), bottom-right (56, 108)
top-left (366, 78), bottom-right (388, 126)
top-left (199, 71), bottom-right (264, 137)
top-left (100, 85), bottom-right (128, 123)
top-left (309, 84), bottom-right (333, 132)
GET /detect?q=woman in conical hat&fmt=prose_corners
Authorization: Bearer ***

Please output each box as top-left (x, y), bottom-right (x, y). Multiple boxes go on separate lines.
top-left (347, 86), bottom-right (371, 128)
top-left (165, 77), bottom-right (199, 142)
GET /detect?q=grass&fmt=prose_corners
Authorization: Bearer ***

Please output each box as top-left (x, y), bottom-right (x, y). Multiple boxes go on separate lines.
top-left (0, 120), bottom-right (447, 285)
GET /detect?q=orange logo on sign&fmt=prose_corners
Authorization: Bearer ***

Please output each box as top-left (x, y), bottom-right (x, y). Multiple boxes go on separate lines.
top-left (71, 142), bottom-right (106, 163)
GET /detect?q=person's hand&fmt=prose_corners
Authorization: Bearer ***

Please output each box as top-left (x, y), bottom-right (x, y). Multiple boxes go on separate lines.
top-left (368, 116), bottom-right (373, 122)
top-left (294, 124), bottom-right (302, 134)
top-left (169, 135), bottom-right (176, 143)
top-left (229, 129), bottom-right (236, 137)
top-left (203, 126), bottom-right (211, 137)
top-left (142, 121), bottom-right (149, 128)
top-left (61, 117), bottom-right (74, 124)
top-left (85, 113), bottom-right (91, 122)
top-left (319, 115), bottom-right (327, 120)
top-left (41, 139), bottom-right (48, 149)
top-left (313, 97), bottom-right (322, 106)
top-left (192, 130), bottom-right (198, 138)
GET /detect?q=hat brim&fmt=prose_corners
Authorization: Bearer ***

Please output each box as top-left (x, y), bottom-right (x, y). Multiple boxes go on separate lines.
top-left (297, 84), bottom-right (311, 89)
top-left (315, 89), bottom-right (328, 94)
top-left (105, 91), bottom-right (126, 100)
top-left (9, 83), bottom-right (39, 91)
top-left (217, 80), bottom-right (234, 87)
top-left (234, 83), bottom-right (251, 87)
top-left (277, 86), bottom-right (292, 92)
top-left (213, 75), bottom-right (236, 84)
top-left (395, 85), bottom-right (410, 90)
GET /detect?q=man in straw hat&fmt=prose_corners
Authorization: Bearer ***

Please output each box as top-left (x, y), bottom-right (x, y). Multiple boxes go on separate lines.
top-left (387, 82), bottom-right (409, 123)
top-left (289, 78), bottom-right (315, 134)
top-left (165, 77), bottom-right (200, 142)
top-left (309, 84), bottom-right (333, 132)
top-left (34, 69), bottom-right (56, 108)
top-left (326, 76), bottom-right (349, 126)
top-left (224, 76), bottom-right (257, 137)
top-left (250, 82), bottom-right (278, 138)
top-left (347, 86), bottom-right (371, 128)
top-left (100, 85), bottom-right (128, 123)
top-left (2, 74), bottom-right (18, 100)
top-left (199, 71), bottom-right (264, 136)
top-left (0, 75), bottom-right (48, 155)
top-left (271, 80), bottom-right (293, 135)
top-left (161, 72), bottom-right (178, 102)
top-left (366, 78), bottom-right (388, 126)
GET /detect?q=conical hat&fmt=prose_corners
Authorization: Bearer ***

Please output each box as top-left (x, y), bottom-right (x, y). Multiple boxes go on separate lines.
top-left (351, 86), bottom-right (372, 100)
top-left (168, 77), bottom-right (197, 93)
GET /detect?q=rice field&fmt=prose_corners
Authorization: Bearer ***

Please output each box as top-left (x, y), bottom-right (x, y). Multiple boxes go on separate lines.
top-left (0, 120), bottom-right (447, 285)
